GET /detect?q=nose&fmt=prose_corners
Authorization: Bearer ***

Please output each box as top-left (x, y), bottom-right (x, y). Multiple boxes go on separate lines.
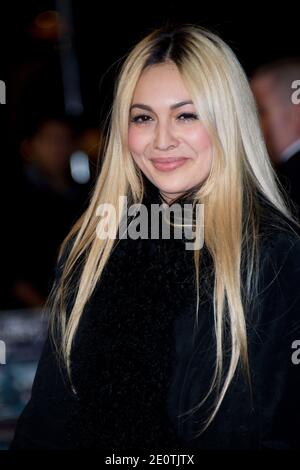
top-left (154, 121), bottom-right (179, 151)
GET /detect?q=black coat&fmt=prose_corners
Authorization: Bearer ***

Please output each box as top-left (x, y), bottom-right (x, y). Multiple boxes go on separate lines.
top-left (9, 185), bottom-right (300, 450)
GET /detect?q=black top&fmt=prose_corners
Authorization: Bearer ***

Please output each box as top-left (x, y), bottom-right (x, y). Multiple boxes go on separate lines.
top-left (9, 184), bottom-right (300, 450)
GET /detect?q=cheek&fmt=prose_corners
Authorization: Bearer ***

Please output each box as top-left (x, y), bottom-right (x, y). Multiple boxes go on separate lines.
top-left (187, 126), bottom-right (212, 153)
top-left (128, 127), bottom-right (148, 155)
top-left (269, 112), bottom-right (287, 139)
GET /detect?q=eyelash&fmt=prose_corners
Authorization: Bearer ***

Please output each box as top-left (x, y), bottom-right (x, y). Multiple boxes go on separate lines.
top-left (130, 113), bottom-right (199, 124)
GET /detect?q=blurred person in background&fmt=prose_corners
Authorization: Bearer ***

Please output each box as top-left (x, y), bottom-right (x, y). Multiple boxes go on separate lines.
top-left (251, 58), bottom-right (300, 218)
top-left (6, 116), bottom-right (90, 309)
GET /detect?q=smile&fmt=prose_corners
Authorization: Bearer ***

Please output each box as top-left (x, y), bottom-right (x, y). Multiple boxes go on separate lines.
top-left (151, 157), bottom-right (189, 172)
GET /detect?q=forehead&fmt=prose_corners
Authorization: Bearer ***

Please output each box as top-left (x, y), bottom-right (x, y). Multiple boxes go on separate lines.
top-left (132, 62), bottom-right (191, 103)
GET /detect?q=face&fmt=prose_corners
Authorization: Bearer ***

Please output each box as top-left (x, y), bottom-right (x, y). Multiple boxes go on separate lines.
top-left (29, 121), bottom-right (74, 175)
top-left (251, 74), bottom-right (296, 164)
top-left (128, 62), bottom-right (213, 204)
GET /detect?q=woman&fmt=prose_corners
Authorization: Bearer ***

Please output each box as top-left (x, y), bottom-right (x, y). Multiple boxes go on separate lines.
top-left (10, 24), bottom-right (300, 450)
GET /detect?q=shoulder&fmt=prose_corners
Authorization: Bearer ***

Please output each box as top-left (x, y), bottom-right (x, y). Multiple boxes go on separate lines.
top-left (250, 205), bottom-right (300, 332)
top-left (246, 194), bottom-right (300, 315)
top-left (255, 191), bottom-right (300, 260)
top-left (258, 229), bottom-right (300, 307)
top-left (260, 225), bottom-right (300, 269)
top-left (258, 208), bottom-right (300, 283)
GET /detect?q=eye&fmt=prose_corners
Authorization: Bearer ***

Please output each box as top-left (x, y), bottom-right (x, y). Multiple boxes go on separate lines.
top-left (130, 114), bottom-right (153, 124)
top-left (177, 112), bottom-right (199, 121)
top-left (177, 113), bottom-right (198, 121)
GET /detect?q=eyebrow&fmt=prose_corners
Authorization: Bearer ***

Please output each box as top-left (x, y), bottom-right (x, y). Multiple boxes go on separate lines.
top-left (129, 100), bottom-right (194, 112)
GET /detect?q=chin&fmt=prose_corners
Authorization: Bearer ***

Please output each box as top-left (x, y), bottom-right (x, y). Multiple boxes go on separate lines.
top-left (156, 184), bottom-right (187, 195)
top-left (151, 177), bottom-right (189, 193)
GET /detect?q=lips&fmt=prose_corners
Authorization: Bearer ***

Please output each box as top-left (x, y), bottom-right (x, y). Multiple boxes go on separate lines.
top-left (150, 157), bottom-right (189, 172)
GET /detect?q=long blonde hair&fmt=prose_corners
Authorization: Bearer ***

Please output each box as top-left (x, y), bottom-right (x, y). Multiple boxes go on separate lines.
top-left (46, 24), bottom-right (299, 434)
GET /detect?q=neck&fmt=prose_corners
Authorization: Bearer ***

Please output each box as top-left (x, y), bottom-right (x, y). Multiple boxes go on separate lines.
top-left (159, 191), bottom-right (184, 205)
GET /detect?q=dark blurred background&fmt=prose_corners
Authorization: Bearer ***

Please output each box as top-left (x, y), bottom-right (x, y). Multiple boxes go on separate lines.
top-left (0, 0), bottom-right (299, 449)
